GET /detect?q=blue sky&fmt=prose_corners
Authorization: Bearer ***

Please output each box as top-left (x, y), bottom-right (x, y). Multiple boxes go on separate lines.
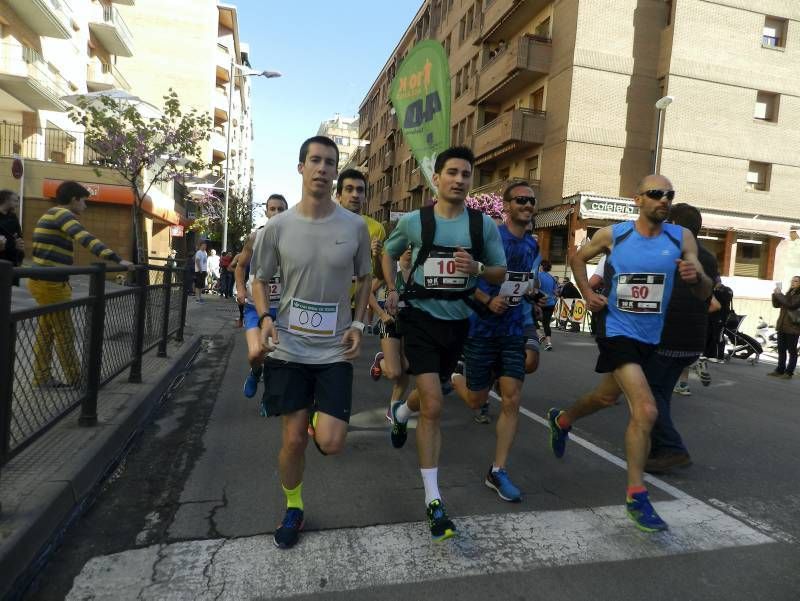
top-left (234, 0), bottom-right (422, 209)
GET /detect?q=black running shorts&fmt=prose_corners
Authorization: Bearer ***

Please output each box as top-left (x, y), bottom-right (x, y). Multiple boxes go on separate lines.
top-left (261, 358), bottom-right (353, 422)
top-left (396, 306), bottom-right (469, 380)
top-left (595, 336), bottom-right (656, 374)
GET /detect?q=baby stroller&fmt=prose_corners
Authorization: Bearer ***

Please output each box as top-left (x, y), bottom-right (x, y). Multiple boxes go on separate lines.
top-left (723, 313), bottom-right (762, 365)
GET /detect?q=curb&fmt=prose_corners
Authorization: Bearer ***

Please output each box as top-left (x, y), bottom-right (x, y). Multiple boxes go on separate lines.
top-left (1, 335), bottom-right (203, 600)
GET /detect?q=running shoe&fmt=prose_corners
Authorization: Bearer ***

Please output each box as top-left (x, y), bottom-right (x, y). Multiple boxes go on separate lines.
top-left (626, 491), bottom-right (668, 532)
top-left (694, 359), bottom-right (711, 387)
top-left (370, 352), bottom-right (384, 381)
top-left (546, 408), bottom-right (570, 458)
top-left (473, 402), bottom-right (491, 424)
top-left (544, 342), bottom-right (553, 351)
top-left (390, 400), bottom-right (408, 448)
top-left (243, 367), bottom-right (261, 398)
top-left (426, 499), bottom-right (456, 541)
top-left (273, 507), bottom-right (304, 549)
top-left (485, 467), bottom-right (522, 502)
top-left (673, 382), bottom-right (691, 396)
top-left (453, 360), bottom-right (465, 376)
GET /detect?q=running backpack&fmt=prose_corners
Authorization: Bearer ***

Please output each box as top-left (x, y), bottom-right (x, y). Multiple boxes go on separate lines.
top-left (401, 205), bottom-right (485, 302)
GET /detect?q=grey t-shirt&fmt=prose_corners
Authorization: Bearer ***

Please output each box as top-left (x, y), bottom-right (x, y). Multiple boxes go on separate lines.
top-left (253, 203), bottom-right (372, 364)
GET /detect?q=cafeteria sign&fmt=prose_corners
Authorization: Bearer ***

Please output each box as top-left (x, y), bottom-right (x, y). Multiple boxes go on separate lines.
top-left (580, 196), bottom-right (639, 221)
top-left (390, 40), bottom-right (451, 193)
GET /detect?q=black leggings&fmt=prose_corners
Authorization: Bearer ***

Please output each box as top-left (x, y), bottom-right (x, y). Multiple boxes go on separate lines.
top-left (777, 332), bottom-right (799, 375)
top-left (541, 305), bottom-right (555, 338)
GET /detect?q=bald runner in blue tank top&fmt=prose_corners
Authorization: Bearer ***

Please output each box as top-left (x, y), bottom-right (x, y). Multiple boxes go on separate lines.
top-left (597, 220), bottom-right (684, 345)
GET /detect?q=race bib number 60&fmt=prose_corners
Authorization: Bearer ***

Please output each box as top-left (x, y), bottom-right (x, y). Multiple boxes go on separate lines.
top-left (288, 298), bottom-right (338, 336)
top-left (616, 273), bottom-right (665, 313)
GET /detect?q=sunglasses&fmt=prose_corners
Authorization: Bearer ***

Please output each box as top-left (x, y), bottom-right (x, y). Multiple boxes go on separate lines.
top-left (510, 196), bottom-right (536, 206)
top-left (642, 189), bottom-right (675, 201)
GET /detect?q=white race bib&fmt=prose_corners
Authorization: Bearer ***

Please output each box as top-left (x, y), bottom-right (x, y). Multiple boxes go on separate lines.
top-left (499, 271), bottom-right (531, 307)
top-left (615, 273), bottom-right (665, 313)
top-left (268, 276), bottom-right (282, 303)
top-left (288, 298), bottom-right (338, 336)
top-left (423, 250), bottom-right (469, 290)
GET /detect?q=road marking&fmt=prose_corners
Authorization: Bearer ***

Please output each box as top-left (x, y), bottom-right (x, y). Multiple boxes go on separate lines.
top-left (67, 498), bottom-right (774, 601)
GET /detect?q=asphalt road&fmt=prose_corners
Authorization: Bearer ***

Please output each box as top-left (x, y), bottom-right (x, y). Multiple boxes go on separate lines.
top-left (22, 298), bottom-right (800, 600)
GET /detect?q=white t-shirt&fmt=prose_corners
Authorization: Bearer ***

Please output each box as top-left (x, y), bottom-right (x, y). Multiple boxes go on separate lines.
top-left (207, 253), bottom-right (220, 277)
top-left (194, 250), bottom-right (208, 272)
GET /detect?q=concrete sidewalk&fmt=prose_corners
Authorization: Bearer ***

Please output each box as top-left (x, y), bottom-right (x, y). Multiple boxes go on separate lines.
top-left (0, 293), bottom-right (237, 599)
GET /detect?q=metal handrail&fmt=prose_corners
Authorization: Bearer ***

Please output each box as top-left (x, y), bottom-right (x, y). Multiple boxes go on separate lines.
top-left (102, 4), bottom-right (134, 49)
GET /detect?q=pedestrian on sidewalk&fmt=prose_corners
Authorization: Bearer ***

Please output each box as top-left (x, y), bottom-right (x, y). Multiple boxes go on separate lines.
top-left (29, 181), bottom-right (133, 387)
top-left (0, 189), bottom-right (25, 285)
top-left (207, 248), bottom-right (220, 294)
top-left (219, 250), bottom-right (233, 298)
top-left (768, 275), bottom-right (800, 380)
top-left (537, 260), bottom-right (557, 350)
top-left (194, 241), bottom-right (208, 302)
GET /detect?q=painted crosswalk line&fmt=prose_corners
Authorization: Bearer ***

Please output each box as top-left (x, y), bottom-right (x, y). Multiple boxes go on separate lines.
top-left (67, 497), bottom-right (774, 601)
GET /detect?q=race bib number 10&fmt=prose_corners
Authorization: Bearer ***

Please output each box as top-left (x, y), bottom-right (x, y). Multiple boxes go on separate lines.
top-left (616, 273), bottom-right (665, 313)
top-left (423, 250), bottom-right (469, 290)
top-left (288, 298), bottom-right (338, 336)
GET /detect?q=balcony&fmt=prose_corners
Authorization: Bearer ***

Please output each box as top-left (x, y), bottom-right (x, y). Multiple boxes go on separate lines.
top-left (0, 122), bottom-right (104, 165)
top-left (382, 149), bottom-right (395, 172)
top-left (89, 5), bottom-right (134, 57)
top-left (0, 44), bottom-right (69, 111)
top-left (216, 43), bottom-right (231, 83)
top-left (86, 59), bottom-right (130, 91)
top-left (476, 35), bottom-right (551, 104)
top-left (380, 185), bottom-right (393, 205)
top-left (473, 108), bottom-right (546, 164)
top-left (211, 129), bottom-right (227, 162)
top-left (480, 0), bottom-right (550, 44)
top-left (408, 168), bottom-right (425, 192)
top-left (5, 0), bottom-right (73, 39)
top-left (386, 112), bottom-right (398, 138)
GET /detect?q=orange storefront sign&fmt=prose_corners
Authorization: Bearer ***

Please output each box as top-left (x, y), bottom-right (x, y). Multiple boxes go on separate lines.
top-left (42, 179), bottom-right (181, 225)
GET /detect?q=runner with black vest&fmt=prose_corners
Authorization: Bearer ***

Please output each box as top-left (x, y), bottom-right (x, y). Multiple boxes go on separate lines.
top-left (382, 146), bottom-right (507, 541)
top-left (545, 174), bottom-right (712, 533)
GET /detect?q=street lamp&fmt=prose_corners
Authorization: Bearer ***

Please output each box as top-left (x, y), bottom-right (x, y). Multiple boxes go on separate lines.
top-left (221, 62), bottom-right (282, 251)
top-left (652, 95), bottom-right (674, 174)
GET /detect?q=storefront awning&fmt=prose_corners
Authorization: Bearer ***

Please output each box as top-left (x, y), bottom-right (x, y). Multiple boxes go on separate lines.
top-left (700, 212), bottom-right (794, 239)
top-left (536, 206), bottom-right (572, 229)
top-left (42, 179), bottom-right (181, 225)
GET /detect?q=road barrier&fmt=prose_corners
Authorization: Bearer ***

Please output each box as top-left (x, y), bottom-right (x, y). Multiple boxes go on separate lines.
top-left (0, 260), bottom-right (189, 500)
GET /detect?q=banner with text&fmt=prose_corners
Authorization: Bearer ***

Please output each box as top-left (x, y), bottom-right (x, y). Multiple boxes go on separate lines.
top-left (389, 40), bottom-right (451, 194)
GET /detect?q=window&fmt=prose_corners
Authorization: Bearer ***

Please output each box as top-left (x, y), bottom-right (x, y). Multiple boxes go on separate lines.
top-left (746, 161), bottom-right (771, 191)
top-left (459, 16), bottom-right (466, 44)
top-left (754, 91), bottom-right (779, 121)
top-left (529, 87), bottom-right (545, 111)
top-left (444, 34), bottom-right (451, 56)
top-left (534, 17), bottom-right (551, 39)
top-left (526, 155), bottom-right (540, 181)
top-left (763, 16), bottom-right (787, 48)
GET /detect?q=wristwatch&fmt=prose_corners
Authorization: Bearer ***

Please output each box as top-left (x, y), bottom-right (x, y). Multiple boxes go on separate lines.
top-left (351, 320), bottom-right (366, 333)
top-left (476, 261), bottom-right (486, 275)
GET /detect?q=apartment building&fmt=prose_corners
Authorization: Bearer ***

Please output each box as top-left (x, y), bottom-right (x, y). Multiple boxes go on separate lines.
top-left (317, 114), bottom-right (361, 173)
top-left (357, 0), bottom-right (800, 291)
top-left (0, 0), bottom-right (254, 262)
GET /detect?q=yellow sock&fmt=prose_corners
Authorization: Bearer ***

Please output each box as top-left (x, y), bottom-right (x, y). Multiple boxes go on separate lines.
top-left (311, 411), bottom-right (319, 430)
top-left (282, 483), bottom-right (304, 511)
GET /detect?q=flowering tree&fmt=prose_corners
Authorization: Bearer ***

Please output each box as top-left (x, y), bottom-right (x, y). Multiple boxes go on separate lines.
top-left (465, 192), bottom-right (504, 220)
top-left (187, 184), bottom-right (252, 251)
top-left (68, 90), bottom-right (212, 263)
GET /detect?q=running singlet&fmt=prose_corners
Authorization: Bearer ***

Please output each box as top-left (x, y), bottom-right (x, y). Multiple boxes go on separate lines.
top-left (600, 221), bottom-right (683, 345)
top-left (470, 225), bottom-right (539, 338)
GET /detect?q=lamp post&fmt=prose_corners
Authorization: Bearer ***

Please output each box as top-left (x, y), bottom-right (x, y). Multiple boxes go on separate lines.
top-left (652, 95), bottom-right (674, 174)
top-left (221, 62), bottom-right (281, 251)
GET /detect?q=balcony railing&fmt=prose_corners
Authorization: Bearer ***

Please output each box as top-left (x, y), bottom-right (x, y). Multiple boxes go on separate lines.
top-left (470, 178), bottom-right (540, 198)
top-left (408, 168), bottom-right (425, 192)
top-left (382, 149), bottom-right (396, 172)
top-left (5, 0), bottom-right (73, 39)
top-left (476, 35), bottom-right (552, 104)
top-left (481, 0), bottom-right (550, 43)
top-left (89, 5), bottom-right (134, 57)
top-left (0, 123), bottom-right (104, 165)
top-left (473, 108), bottom-right (546, 163)
top-left (0, 44), bottom-right (70, 111)
top-left (380, 185), bottom-right (393, 205)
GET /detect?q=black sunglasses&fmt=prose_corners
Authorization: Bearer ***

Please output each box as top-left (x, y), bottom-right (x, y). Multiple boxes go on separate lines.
top-left (510, 195), bottom-right (536, 206)
top-left (642, 189), bottom-right (675, 201)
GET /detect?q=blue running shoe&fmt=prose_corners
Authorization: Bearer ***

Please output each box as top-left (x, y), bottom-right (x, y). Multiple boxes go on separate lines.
top-left (485, 467), bottom-right (522, 502)
top-left (546, 408), bottom-right (570, 458)
top-left (426, 499), bottom-right (456, 541)
top-left (274, 507), bottom-right (304, 549)
top-left (390, 400), bottom-right (408, 449)
top-left (626, 491), bottom-right (669, 532)
top-left (243, 366), bottom-right (262, 398)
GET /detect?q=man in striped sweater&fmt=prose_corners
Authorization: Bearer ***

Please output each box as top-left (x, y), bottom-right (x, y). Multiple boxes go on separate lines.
top-left (29, 181), bottom-right (132, 387)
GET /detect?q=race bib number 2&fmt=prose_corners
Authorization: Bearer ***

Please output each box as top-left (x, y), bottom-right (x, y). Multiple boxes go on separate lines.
top-left (423, 250), bottom-right (469, 290)
top-left (499, 271), bottom-right (530, 306)
top-left (268, 276), bottom-right (281, 303)
top-left (616, 273), bottom-right (665, 313)
top-left (288, 298), bottom-right (338, 336)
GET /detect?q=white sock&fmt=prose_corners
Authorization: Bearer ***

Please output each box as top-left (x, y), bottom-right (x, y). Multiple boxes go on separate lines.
top-left (395, 401), bottom-right (413, 423)
top-left (421, 468), bottom-right (440, 506)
